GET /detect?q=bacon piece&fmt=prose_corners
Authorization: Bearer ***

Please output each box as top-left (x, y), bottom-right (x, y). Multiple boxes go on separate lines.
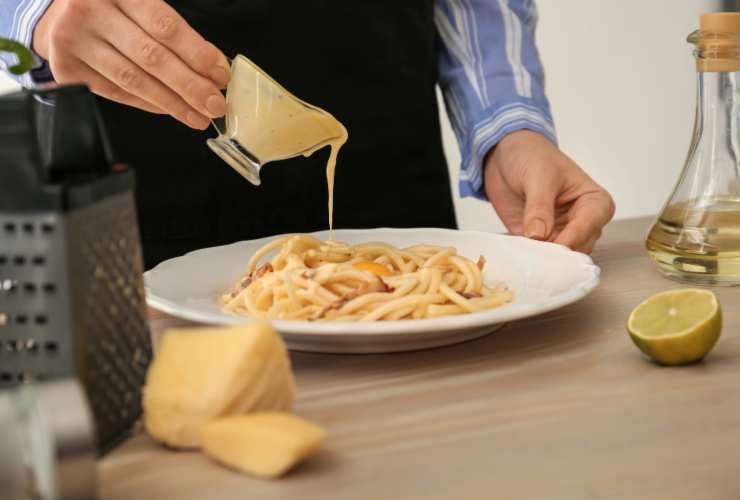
top-left (232, 263), bottom-right (274, 297)
top-left (255, 262), bottom-right (274, 278)
top-left (378, 277), bottom-right (395, 293)
top-left (312, 292), bottom-right (359, 320)
top-left (312, 276), bottom-right (396, 320)
top-left (477, 256), bottom-right (486, 271)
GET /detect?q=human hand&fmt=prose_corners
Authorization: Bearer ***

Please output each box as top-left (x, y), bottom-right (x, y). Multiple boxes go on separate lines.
top-left (33, 0), bottom-right (231, 129)
top-left (484, 130), bottom-right (615, 254)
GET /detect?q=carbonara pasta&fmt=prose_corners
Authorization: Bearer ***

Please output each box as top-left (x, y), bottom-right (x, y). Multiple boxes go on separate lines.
top-left (220, 235), bottom-right (512, 321)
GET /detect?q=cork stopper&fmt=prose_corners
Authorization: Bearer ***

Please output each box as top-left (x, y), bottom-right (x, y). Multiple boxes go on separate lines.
top-left (694, 13), bottom-right (740, 73)
top-left (701, 12), bottom-right (740, 33)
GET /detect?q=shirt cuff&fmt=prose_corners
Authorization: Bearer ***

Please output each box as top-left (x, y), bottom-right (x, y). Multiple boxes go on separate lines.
top-left (458, 98), bottom-right (557, 201)
top-left (2, 0), bottom-right (54, 87)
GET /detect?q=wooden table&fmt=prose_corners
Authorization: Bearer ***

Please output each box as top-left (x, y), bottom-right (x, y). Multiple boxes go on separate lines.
top-left (100, 217), bottom-right (740, 500)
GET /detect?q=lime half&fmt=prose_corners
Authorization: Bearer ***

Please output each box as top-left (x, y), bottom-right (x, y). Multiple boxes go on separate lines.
top-left (627, 289), bottom-right (722, 365)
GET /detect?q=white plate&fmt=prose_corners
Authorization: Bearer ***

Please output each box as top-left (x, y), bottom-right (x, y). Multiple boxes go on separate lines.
top-left (145, 228), bottom-right (600, 353)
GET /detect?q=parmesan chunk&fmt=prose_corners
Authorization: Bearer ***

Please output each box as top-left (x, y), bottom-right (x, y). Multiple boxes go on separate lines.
top-left (143, 323), bottom-right (294, 448)
top-left (201, 413), bottom-right (326, 478)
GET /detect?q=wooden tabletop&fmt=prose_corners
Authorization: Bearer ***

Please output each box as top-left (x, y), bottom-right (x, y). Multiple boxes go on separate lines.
top-left (99, 217), bottom-right (740, 500)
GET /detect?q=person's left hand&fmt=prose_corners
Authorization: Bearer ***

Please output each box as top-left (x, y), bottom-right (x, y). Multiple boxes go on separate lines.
top-left (484, 130), bottom-right (615, 254)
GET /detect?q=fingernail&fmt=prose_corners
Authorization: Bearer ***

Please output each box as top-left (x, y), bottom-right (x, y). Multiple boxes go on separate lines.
top-left (205, 94), bottom-right (227, 117)
top-left (525, 218), bottom-right (547, 240)
top-left (187, 111), bottom-right (210, 130)
top-left (210, 65), bottom-right (230, 88)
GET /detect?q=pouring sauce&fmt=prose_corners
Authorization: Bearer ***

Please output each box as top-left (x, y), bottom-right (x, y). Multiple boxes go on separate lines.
top-left (226, 56), bottom-right (348, 235)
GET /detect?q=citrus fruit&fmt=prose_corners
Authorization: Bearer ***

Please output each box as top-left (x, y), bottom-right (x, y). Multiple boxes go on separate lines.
top-left (627, 289), bottom-right (722, 365)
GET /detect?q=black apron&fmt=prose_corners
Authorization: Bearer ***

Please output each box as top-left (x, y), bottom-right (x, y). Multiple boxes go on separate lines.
top-left (98, 0), bottom-right (457, 268)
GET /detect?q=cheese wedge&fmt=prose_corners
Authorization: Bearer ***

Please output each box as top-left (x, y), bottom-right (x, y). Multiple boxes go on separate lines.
top-left (251, 345), bottom-right (296, 412)
top-left (143, 322), bottom-right (294, 448)
top-left (201, 413), bottom-right (326, 478)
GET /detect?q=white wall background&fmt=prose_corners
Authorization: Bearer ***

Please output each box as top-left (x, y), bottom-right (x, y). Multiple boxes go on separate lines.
top-left (444, 0), bottom-right (719, 232)
top-left (0, 0), bottom-right (718, 232)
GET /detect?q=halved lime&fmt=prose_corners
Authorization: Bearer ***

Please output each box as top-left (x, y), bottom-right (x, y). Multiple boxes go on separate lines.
top-left (627, 289), bottom-right (722, 365)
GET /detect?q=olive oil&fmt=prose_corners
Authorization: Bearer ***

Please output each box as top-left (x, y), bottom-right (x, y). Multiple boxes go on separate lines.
top-left (646, 198), bottom-right (740, 284)
top-left (647, 14), bottom-right (740, 285)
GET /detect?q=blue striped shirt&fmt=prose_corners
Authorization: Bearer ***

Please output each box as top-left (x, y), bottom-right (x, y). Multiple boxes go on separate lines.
top-left (0, 0), bottom-right (556, 200)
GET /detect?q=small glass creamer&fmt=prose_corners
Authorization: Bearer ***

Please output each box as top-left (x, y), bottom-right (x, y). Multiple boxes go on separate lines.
top-left (207, 55), bottom-right (347, 186)
top-left (646, 12), bottom-right (740, 285)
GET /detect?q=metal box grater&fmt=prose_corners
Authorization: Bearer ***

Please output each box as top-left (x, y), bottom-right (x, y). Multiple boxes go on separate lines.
top-left (0, 85), bottom-right (152, 451)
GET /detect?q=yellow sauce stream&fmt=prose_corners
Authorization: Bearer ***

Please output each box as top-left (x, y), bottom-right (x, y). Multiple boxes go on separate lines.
top-left (323, 137), bottom-right (347, 237)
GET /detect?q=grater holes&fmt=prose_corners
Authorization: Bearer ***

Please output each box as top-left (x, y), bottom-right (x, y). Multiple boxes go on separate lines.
top-left (41, 223), bottom-right (55, 234)
top-left (13, 256), bottom-right (26, 266)
top-left (0, 373), bottom-right (12, 383)
top-left (1, 339), bottom-right (40, 354)
top-left (25, 339), bottom-right (38, 353)
top-left (34, 315), bottom-right (47, 325)
top-left (0, 255), bottom-right (6, 265)
top-left (24, 283), bottom-right (37, 294)
top-left (43, 283), bottom-right (56, 294)
top-left (22, 222), bottom-right (34, 234)
top-left (3, 222), bottom-right (16, 233)
top-left (15, 314), bottom-right (28, 325)
top-left (44, 341), bottom-right (58, 354)
top-left (31, 256), bottom-right (46, 266)
top-left (1, 280), bottom-right (17, 292)
top-left (78, 196), bottom-right (153, 447)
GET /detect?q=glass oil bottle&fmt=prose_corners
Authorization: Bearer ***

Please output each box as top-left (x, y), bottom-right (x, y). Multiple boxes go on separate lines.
top-left (646, 13), bottom-right (740, 285)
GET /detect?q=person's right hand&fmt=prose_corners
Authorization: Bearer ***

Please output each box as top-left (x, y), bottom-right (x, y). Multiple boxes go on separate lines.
top-left (33, 0), bottom-right (231, 130)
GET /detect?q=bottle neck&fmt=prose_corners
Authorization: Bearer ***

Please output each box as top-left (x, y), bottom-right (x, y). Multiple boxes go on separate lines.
top-left (694, 71), bottom-right (740, 158)
top-left (690, 29), bottom-right (740, 72)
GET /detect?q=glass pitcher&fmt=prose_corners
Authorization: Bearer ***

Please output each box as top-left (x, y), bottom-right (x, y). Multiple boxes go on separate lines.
top-left (646, 12), bottom-right (740, 285)
top-left (207, 54), bottom-right (347, 185)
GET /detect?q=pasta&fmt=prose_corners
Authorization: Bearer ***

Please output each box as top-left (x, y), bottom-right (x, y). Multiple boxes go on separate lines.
top-left (220, 235), bottom-right (513, 321)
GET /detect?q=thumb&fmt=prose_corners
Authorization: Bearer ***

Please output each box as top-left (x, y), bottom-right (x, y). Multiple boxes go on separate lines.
top-left (522, 180), bottom-right (557, 240)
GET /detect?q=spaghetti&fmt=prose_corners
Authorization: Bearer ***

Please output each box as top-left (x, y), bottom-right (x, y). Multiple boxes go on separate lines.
top-left (220, 235), bottom-right (513, 321)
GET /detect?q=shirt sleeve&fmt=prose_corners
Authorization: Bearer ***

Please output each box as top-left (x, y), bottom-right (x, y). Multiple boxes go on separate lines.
top-left (435, 0), bottom-right (557, 200)
top-left (0, 0), bottom-right (54, 87)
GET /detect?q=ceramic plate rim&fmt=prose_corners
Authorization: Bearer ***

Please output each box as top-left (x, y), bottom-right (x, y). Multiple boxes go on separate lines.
top-left (144, 228), bottom-right (601, 336)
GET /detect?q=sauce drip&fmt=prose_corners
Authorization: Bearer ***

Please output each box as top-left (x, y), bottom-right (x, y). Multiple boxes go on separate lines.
top-left (323, 137), bottom-right (346, 237)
